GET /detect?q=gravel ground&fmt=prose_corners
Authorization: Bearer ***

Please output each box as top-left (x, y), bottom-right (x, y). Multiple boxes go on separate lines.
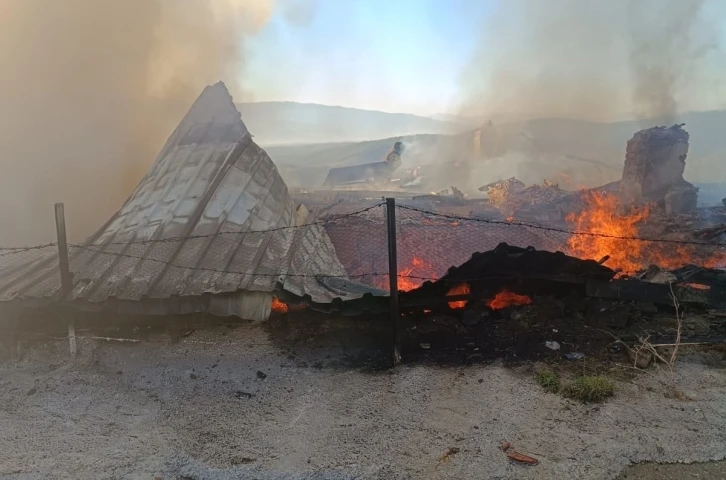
top-left (1, 322), bottom-right (725, 480)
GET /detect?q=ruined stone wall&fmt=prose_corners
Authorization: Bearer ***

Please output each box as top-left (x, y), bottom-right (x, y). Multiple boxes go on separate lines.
top-left (620, 124), bottom-right (697, 213)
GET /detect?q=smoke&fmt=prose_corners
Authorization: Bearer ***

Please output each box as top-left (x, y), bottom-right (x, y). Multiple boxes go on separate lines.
top-left (446, 0), bottom-right (725, 192)
top-left (0, 0), bottom-right (274, 245)
top-left (460, 0), bottom-right (721, 123)
top-left (281, 0), bottom-right (320, 26)
top-left (627, 0), bottom-right (718, 122)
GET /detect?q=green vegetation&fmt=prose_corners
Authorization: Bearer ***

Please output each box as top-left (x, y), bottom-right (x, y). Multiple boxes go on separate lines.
top-left (536, 369), bottom-right (616, 403)
top-left (536, 369), bottom-right (561, 393)
top-left (562, 376), bottom-right (616, 403)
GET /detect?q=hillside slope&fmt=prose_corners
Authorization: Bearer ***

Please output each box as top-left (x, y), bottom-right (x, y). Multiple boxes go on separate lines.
top-left (269, 111), bottom-right (726, 188)
top-left (237, 101), bottom-right (464, 145)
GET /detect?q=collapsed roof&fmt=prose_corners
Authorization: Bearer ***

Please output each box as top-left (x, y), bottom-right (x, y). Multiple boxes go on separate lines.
top-left (0, 82), bottom-right (364, 321)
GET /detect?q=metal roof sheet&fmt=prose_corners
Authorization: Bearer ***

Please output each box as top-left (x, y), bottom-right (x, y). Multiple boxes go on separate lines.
top-left (0, 82), bottom-right (360, 318)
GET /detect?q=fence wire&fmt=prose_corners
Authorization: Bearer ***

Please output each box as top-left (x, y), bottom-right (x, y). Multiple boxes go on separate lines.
top-left (0, 201), bottom-right (724, 299)
top-left (394, 204), bottom-right (726, 285)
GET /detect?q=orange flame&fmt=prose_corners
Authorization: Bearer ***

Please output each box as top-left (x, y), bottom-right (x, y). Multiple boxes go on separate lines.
top-left (565, 191), bottom-right (697, 274)
top-left (446, 283), bottom-right (470, 309)
top-left (488, 289), bottom-right (532, 310)
top-left (271, 297), bottom-right (288, 313)
top-left (377, 256), bottom-right (439, 292)
top-left (705, 251), bottom-right (726, 269)
top-left (566, 191), bottom-right (650, 274)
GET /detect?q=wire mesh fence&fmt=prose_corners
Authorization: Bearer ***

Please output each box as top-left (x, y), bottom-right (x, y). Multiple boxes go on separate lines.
top-left (394, 203), bottom-right (726, 284)
top-left (321, 202), bottom-right (390, 292)
top-left (0, 199), bottom-right (725, 305)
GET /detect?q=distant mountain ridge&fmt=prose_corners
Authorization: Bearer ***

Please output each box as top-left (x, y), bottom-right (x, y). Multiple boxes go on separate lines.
top-left (265, 109), bottom-right (726, 188)
top-left (237, 101), bottom-right (465, 145)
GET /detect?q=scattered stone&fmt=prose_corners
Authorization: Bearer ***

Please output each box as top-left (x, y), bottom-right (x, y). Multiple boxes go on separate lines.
top-left (628, 349), bottom-right (653, 369)
top-left (235, 391), bottom-right (254, 399)
top-left (545, 341), bottom-right (561, 351)
top-left (189, 372), bottom-right (198, 380)
top-left (420, 343), bottom-right (431, 350)
top-left (564, 352), bottom-right (585, 361)
top-left (256, 370), bottom-right (268, 380)
top-left (439, 447), bottom-right (460, 463)
top-left (25, 387), bottom-right (37, 396)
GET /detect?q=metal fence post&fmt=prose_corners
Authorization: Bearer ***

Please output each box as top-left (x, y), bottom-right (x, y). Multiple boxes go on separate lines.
top-left (385, 198), bottom-right (401, 366)
top-left (54, 203), bottom-right (76, 356)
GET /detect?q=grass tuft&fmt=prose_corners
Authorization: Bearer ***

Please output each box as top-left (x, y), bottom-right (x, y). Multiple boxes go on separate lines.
top-left (536, 369), bottom-right (561, 393)
top-left (562, 375), bottom-right (615, 403)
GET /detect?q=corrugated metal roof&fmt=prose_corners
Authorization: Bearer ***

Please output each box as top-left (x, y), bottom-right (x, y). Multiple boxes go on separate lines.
top-left (0, 82), bottom-right (361, 319)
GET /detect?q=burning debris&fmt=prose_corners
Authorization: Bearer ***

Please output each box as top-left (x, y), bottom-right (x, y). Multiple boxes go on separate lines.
top-left (403, 243), bottom-right (616, 309)
top-left (480, 177), bottom-right (525, 206)
top-left (620, 124), bottom-right (697, 214)
top-left (480, 177), bottom-right (570, 220)
top-left (399, 242), bottom-right (726, 314)
top-left (488, 289), bottom-right (532, 310)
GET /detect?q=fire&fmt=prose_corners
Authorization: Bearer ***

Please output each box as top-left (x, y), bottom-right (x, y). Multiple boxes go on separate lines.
top-left (377, 256), bottom-right (439, 292)
top-left (446, 283), bottom-right (470, 309)
top-left (271, 297), bottom-right (288, 313)
top-left (566, 191), bottom-right (651, 274)
top-left (705, 250), bottom-right (726, 269)
top-left (488, 289), bottom-right (532, 310)
top-left (565, 191), bottom-right (698, 274)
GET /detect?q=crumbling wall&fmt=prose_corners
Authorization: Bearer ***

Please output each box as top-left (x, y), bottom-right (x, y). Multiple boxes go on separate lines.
top-left (620, 124), bottom-right (697, 213)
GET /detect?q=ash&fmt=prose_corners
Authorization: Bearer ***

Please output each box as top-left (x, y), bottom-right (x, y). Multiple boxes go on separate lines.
top-left (1, 321), bottom-right (725, 480)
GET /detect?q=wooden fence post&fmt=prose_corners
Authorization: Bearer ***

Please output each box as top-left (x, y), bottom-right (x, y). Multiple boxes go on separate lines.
top-left (54, 203), bottom-right (75, 356)
top-left (385, 198), bottom-right (401, 366)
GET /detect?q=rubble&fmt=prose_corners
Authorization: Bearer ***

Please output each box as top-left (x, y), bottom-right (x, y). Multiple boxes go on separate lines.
top-left (480, 177), bottom-right (525, 206)
top-left (479, 177), bottom-right (572, 219)
top-left (620, 124), bottom-right (698, 213)
top-left (412, 186), bottom-right (467, 205)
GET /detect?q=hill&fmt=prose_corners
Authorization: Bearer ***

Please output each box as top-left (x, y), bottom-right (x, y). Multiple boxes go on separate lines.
top-left (268, 111), bottom-right (726, 189)
top-left (236, 101), bottom-right (465, 145)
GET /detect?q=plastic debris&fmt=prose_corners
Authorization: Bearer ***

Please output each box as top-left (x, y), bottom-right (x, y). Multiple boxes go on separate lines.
top-left (545, 341), bottom-right (561, 351)
top-left (564, 352), bottom-right (585, 360)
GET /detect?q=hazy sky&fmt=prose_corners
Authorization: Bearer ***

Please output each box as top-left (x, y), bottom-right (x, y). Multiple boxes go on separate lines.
top-left (245, 0), bottom-right (494, 115)
top-left (243, 0), bottom-right (726, 118)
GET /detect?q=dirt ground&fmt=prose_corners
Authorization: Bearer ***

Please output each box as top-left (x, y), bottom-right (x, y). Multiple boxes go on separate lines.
top-left (618, 460), bottom-right (726, 479)
top-left (1, 317), bottom-right (726, 480)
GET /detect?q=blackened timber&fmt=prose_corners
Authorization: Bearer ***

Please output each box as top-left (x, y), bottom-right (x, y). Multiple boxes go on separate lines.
top-left (586, 279), bottom-right (726, 309)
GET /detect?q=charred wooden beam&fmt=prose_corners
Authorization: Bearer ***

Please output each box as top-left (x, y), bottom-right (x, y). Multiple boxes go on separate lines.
top-left (586, 279), bottom-right (726, 309)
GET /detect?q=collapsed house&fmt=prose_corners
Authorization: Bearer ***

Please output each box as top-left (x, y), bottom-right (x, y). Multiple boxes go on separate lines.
top-left (0, 82), bottom-right (372, 321)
